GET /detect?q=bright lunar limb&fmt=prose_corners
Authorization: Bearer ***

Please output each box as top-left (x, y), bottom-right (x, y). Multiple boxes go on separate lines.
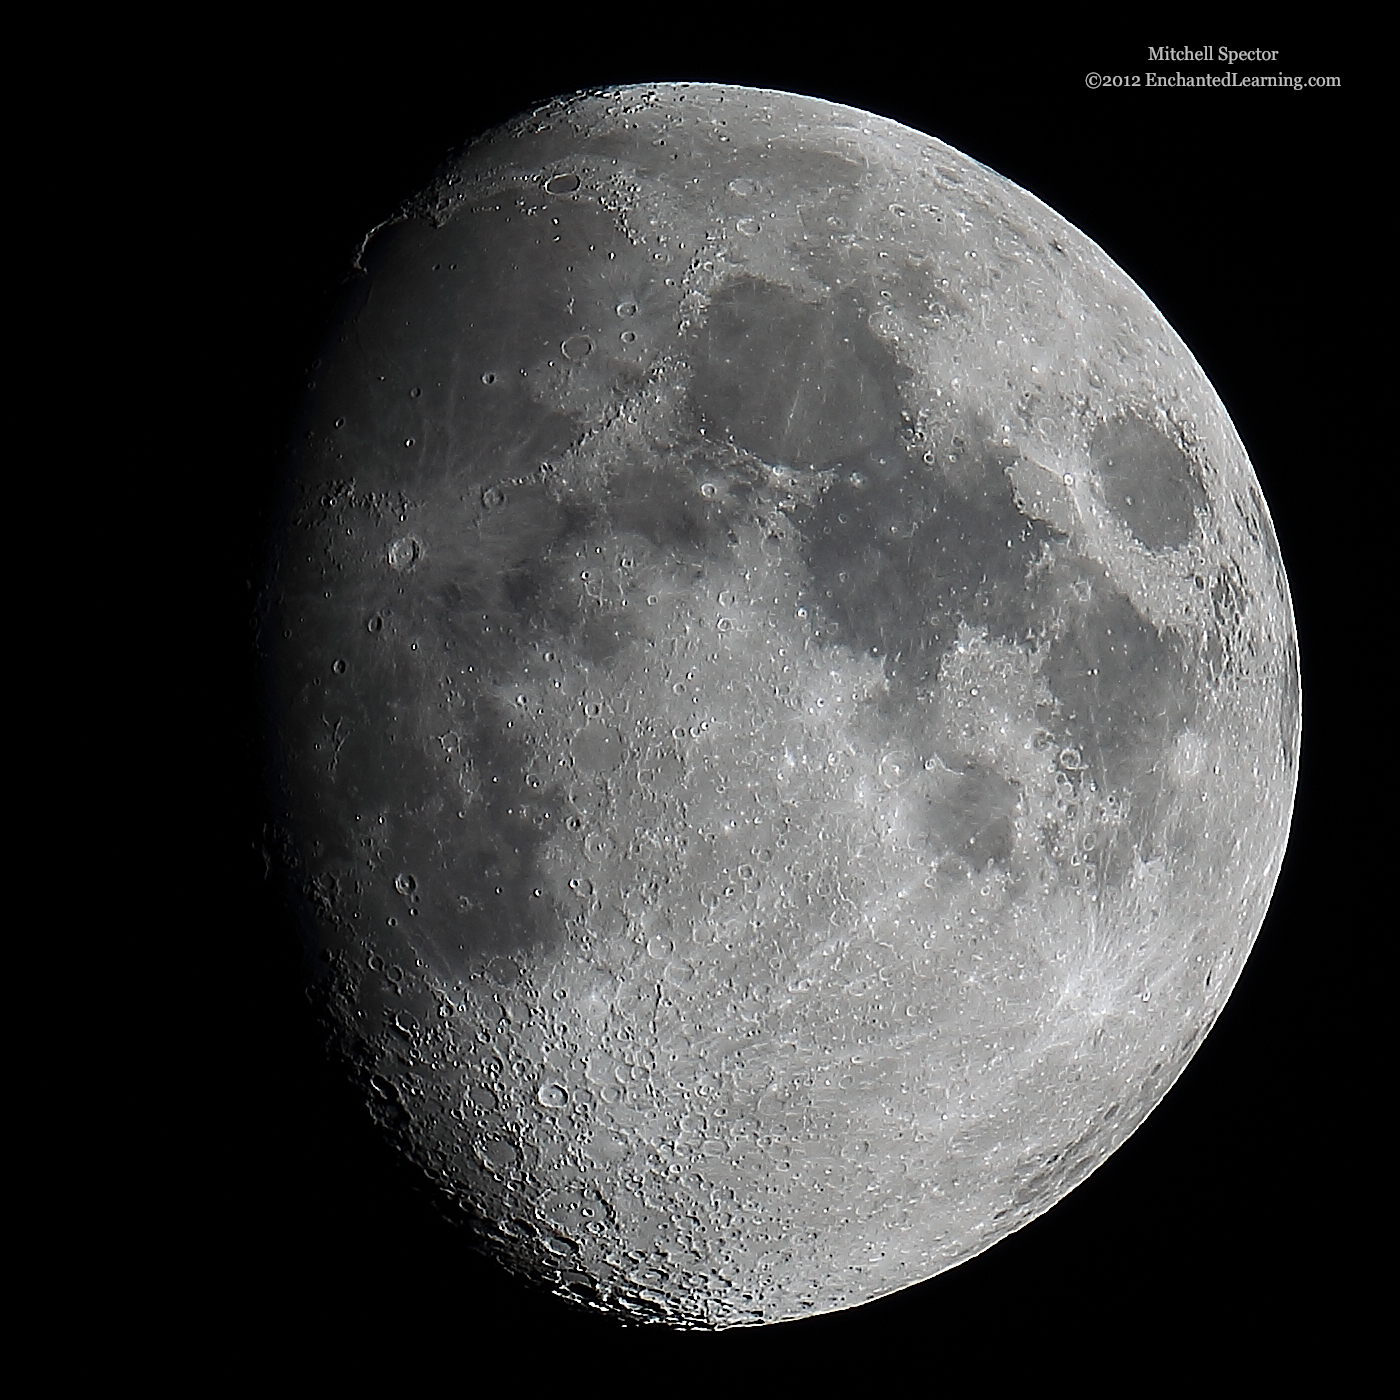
top-left (261, 84), bottom-right (1300, 1328)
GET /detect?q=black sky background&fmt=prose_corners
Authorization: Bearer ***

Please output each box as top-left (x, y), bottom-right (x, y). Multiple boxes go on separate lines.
top-left (152, 22), bottom-right (1366, 1381)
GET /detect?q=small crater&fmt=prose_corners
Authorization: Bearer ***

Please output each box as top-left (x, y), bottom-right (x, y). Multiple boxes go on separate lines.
top-left (878, 751), bottom-right (916, 788)
top-left (544, 172), bottom-right (581, 195)
top-left (387, 535), bottom-right (422, 571)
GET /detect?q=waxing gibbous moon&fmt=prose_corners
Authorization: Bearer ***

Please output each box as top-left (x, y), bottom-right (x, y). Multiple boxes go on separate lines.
top-left (260, 83), bottom-right (1299, 1328)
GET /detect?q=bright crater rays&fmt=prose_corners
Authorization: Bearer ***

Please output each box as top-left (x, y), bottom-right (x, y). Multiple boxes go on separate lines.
top-left (262, 83), bottom-right (1299, 1327)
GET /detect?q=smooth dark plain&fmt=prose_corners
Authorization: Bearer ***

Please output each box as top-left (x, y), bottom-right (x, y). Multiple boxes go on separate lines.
top-left (258, 83), bottom-right (1298, 1329)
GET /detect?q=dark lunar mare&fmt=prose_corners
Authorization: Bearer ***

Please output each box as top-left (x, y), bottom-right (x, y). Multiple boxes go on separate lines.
top-left (255, 83), bottom-right (1299, 1328)
top-left (684, 269), bottom-right (1197, 883)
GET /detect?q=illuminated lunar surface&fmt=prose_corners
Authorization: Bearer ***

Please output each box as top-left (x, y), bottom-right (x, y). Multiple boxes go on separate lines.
top-left (261, 83), bottom-right (1299, 1328)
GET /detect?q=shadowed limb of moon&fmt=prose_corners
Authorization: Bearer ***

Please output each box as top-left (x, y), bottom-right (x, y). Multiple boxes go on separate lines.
top-left (261, 83), bottom-right (1299, 1328)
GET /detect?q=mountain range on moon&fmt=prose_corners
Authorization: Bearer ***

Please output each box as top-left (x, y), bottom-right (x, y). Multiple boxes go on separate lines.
top-left (258, 84), bottom-right (1299, 1327)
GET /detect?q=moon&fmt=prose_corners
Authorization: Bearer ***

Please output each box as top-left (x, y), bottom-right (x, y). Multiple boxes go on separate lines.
top-left (260, 82), bottom-right (1299, 1328)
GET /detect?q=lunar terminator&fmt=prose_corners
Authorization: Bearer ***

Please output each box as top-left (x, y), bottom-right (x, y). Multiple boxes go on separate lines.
top-left (261, 83), bottom-right (1299, 1327)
